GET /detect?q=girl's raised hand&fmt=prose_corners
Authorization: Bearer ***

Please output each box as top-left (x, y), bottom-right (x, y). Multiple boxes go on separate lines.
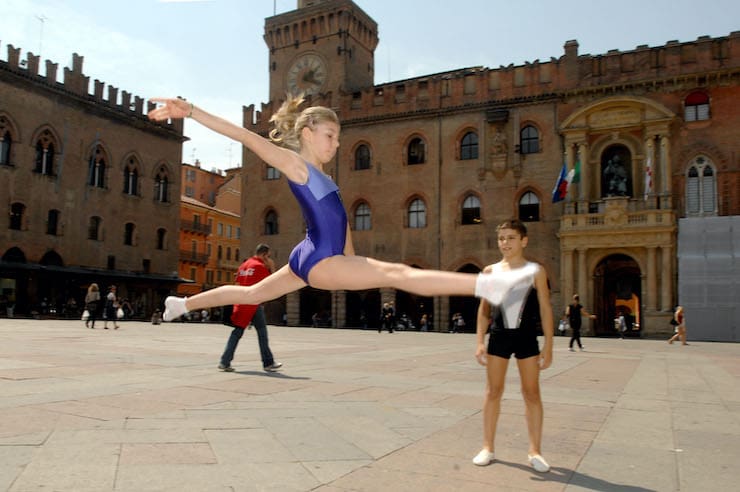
top-left (148, 98), bottom-right (191, 121)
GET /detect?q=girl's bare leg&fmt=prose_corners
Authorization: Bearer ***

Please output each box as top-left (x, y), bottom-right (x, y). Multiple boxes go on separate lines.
top-left (309, 255), bottom-right (475, 295)
top-left (164, 265), bottom-right (305, 320)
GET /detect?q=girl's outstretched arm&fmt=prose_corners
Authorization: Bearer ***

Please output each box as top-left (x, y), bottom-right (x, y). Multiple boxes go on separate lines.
top-left (148, 98), bottom-right (307, 182)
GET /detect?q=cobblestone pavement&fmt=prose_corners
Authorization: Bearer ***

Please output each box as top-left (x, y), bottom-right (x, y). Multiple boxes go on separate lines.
top-left (0, 319), bottom-right (737, 491)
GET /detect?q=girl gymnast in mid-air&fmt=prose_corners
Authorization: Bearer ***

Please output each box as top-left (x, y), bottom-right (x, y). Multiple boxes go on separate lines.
top-left (148, 95), bottom-right (529, 321)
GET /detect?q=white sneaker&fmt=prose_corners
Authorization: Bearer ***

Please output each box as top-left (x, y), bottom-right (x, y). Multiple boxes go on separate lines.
top-left (163, 296), bottom-right (188, 322)
top-left (528, 454), bottom-right (550, 472)
top-left (472, 449), bottom-right (495, 466)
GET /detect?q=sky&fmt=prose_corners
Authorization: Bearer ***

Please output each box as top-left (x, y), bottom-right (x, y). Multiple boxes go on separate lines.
top-left (2, 0), bottom-right (738, 173)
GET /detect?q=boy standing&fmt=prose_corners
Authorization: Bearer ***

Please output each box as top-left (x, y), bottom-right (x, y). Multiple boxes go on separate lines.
top-left (473, 219), bottom-right (554, 472)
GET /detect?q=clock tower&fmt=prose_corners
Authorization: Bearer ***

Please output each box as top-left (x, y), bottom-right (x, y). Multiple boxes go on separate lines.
top-left (264, 0), bottom-right (378, 104)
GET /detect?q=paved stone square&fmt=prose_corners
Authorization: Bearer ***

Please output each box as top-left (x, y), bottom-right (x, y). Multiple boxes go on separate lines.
top-left (0, 319), bottom-right (738, 491)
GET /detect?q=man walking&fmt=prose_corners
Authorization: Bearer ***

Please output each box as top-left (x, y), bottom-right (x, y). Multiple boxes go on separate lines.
top-left (219, 244), bottom-right (282, 372)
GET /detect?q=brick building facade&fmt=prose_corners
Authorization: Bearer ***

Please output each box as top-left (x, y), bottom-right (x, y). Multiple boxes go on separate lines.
top-left (239, 0), bottom-right (740, 336)
top-left (0, 44), bottom-right (185, 318)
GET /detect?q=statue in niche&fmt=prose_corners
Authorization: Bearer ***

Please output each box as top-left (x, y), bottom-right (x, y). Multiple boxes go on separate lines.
top-left (603, 154), bottom-right (628, 197)
top-left (490, 129), bottom-right (507, 155)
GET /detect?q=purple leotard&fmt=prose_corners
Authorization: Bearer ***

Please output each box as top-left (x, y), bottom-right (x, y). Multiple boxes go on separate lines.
top-left (288, 164), bottom-right (347, 283)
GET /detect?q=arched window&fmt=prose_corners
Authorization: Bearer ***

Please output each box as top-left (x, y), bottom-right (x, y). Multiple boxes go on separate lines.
top-left (460, 132), bottom-right (479, 160)
top-left (354, 144), bottom-right (371, 170)
top-left (461, 195), bottom-right (481, 224)
top-left (264, 210), bottom-right (279, 235)
top-left (88, 145), bottom-right (107, 188)
top-left (519, 191), bottom-right (540, 222)
top-left (155, 166), bottom-right (169, 202)
top-left (520, 125), bottom-right (539, 154)
top-left (123, 158), bottom-right (139, 196)
top-left (0, 115), bottom-right (13, 165)
top-left (684, 91), bottom-right (710, 122)
top-left (47, 209), bottom-right (60, 235)
top-left (34, 130), bottom-right (56, 175)
top-left (88, 216), bottom-right (101, 240)
top-left (9, 202), bottom-right (24, 230)
top-left (407, 137), bottom-right (426, 165)
top-left (156, 228), bottom-right (166, 250)
top-left (354, 202), bottom-right (371, 231)
top-left (686, 155), bottom-right (716, 215)
top-left (408, 198), bottom-right (427, 228)
top-left (124, 222), bottom-right (135, 246)
top-left (0, 131), bottom-right (11, 165)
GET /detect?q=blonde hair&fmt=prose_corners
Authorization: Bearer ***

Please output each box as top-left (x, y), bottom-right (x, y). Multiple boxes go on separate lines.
top-left (88, 283), bottom-right (99, 293)
top-left (269, 94), bottom-right (339, 151)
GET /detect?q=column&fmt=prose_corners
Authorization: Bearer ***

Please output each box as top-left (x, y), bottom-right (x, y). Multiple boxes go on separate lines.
top-left (577, 249), bottom-right (590, 335)
top-left (646, 247), bottom-right (657, 311)
top-left (286, 290), bottom-right (300, 325)
top-left (436, 296), bottom-right (449, 333)
top-left (577, 142), bottom-right (589, 205)
top-left (659, 135), bottom-right (672, 207)
top-left (333, 290), bottom-right (346, 328)
top-left (577, 248), bottom-right (588, 301)
top-left (645, 136), bottom-right (655, 203)
top-left (565, 146), bottom-right (575, 202)
top-left (660, 245), bottom-right (673, 311)
top-left (562, 249), bottom-right (574, 304)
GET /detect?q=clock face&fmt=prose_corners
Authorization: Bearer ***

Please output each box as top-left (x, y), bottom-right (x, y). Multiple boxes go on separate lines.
top-left (286, 54), bottom-right (327, 96)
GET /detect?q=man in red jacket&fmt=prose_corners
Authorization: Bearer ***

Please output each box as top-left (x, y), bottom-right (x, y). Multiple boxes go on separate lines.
top-left (219, 243), bottom-right (282, 372)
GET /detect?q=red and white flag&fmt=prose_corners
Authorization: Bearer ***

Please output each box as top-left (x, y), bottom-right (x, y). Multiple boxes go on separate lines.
top-left (644, 152), bottom-right (653, 200)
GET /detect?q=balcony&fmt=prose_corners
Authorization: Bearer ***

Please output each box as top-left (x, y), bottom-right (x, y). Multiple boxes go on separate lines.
top-left (180, 219), bottom-right (212, 235)
top-left (179, 250), bottom-right (209, 264)
top-left (561, 197), bottom-right (676, 233)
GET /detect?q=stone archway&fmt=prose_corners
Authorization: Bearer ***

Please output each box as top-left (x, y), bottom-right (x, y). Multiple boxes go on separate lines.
top-left (448, 263), bottom-right (481, 333)
top-left (594, 254), bottom-right (642, 337)
top-left (300, 287), bottom-right (332, 327)
top-left (345, 289), bottom-right (381, 329)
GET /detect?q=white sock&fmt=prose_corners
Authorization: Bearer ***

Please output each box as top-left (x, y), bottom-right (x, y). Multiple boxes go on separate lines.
top-left (163, 296), bottom-right (188, 322)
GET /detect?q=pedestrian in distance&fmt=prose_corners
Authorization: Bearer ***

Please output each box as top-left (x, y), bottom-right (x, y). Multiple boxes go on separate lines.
top-left (103, 285), bottom-right (120, 330)
top-left (566, 294), bottom-right (596, 351)
top-left (84, 283), bottom-right (101, 329)
top-left (219, 244), bottom-right (282, 373)
top-left (473, 219), bottom-right (554, 473)
top-left (380, 302), bottom-right (395, 333)
top-left (147, 95), bottom-right (534, 324)
top-left (668, 305), bottom-right (688, 345)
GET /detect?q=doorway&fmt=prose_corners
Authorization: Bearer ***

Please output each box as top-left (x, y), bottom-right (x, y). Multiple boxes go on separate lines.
top-left (594, 254), bottom-right (642, 337)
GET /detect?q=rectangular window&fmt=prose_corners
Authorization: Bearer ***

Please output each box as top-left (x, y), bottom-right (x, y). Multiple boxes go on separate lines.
top-left (190, 267), bottom-right (196, 281)
top-left (266, 165), bottom-right (281, 180)
top-left (217, 223), bottom-right (223, 236)
top-left (227, 225), bottom-right (233, 238)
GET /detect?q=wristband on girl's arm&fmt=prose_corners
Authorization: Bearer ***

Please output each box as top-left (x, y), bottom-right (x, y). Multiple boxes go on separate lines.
top-left (188, 102), bottom-right (194, 118)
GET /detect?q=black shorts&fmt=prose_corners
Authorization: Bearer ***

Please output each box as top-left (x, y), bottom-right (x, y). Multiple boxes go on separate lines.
top-left (487, 327), bottom-right (540, 360)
